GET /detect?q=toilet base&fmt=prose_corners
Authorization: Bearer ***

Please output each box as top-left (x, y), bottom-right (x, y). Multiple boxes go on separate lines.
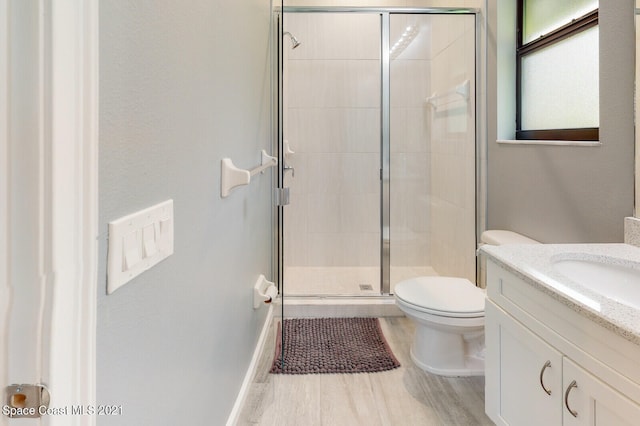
top-left (410, 321), bottom-right (485, 377)
top-left (410, 348), bottom-right (484, 377)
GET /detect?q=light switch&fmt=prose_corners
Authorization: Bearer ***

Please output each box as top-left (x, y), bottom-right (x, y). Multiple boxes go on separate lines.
top-left (160, 217), bottom-right (172, 235)
top-left (142, 224), bottom-right (157, 258)
top-left (123, 230), bottom-right (141, 271)
top-left (158, 217), bottom-right (173, 253)
top-left (107, 200), bottom-right (174, 294)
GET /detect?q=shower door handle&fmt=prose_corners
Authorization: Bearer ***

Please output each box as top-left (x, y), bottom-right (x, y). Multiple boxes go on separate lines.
top-left (284, 165), bottom-right (295, 178)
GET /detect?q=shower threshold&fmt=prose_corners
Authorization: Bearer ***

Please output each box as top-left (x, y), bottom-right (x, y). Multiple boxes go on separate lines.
top-left (283, 266), bottom-right (439, 297)
top-left (274, 295), bottom-right (402, 318)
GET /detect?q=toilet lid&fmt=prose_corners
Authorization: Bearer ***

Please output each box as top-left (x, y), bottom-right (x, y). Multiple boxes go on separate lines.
top-left (394, 277), bottom-right (485, 318)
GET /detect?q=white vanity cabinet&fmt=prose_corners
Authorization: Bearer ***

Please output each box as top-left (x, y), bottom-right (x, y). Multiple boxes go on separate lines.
top-left (562, 356), bottom-right (640, 426)
top-left (486, 301), bottom-right (562, 425)
top-left (485, 259), bottom-right (640, 426)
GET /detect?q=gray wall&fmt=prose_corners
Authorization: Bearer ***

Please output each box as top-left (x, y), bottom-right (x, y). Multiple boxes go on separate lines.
top-left (487, 1), bottom-right (635, 243)
top-left (97, 1), bottom-right (273, 424)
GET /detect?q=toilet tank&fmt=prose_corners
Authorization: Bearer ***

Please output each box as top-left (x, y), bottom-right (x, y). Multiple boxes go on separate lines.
top-left (478, 230), bottom-right (540, 288)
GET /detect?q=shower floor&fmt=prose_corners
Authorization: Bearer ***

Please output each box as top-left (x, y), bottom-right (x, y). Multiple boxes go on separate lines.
top-left (283, 266), bottom-right (439, 296)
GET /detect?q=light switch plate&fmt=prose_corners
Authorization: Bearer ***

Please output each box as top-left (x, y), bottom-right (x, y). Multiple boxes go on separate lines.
top-left (107, 200), bottom-right (174, 294)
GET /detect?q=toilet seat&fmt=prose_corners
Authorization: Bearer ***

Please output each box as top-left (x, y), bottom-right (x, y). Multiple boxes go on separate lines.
top-left (395, 277), bottom-right (485, 318)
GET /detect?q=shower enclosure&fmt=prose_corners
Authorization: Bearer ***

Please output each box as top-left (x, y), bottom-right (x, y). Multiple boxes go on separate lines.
top-left (276, 8), bottom-right (478, 297)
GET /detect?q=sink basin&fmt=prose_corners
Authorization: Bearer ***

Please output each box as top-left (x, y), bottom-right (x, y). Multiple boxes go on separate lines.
top-left (552, 257), bottom-right (640, 310)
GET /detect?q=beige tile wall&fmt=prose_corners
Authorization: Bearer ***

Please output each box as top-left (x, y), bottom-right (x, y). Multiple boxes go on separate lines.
top-left (283, 10), bottom-right (477, 284)
top-left (284, 13), bottom-right (381, 267)
top-left (389, 14), bottom-right (432, 270)
top-left (428, 14), bottom-right (476, 282)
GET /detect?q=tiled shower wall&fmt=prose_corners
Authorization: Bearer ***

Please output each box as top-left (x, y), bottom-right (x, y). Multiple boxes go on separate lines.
top-left (427, 14), bottom-right (477, 283)
top-left (283, 11), bottom-right (477, 284)
top-left (389, 15), bottom-right (433, 270)
top-left (284, 13), bottom-right (381, 267)
top-left (389, 14), bottom-right (476, 283)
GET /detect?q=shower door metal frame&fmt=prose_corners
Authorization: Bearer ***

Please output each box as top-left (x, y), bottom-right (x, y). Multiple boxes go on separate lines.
top-left (276, 7), bottom-right (483, 296)
top-left (381, 12), bottom-right (391, 294)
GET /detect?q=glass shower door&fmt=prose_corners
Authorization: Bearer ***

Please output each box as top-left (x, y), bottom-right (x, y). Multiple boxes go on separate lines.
top-left (281, 12), bottom-right (382, 296)
top-left (278, 10), bottom-right (478, 296)
top-left (389, 13), bottom-right (477, 293)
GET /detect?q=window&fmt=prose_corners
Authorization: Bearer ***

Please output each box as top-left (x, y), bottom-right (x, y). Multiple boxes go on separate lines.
top-left (517, 0), bottom-right (599, 140)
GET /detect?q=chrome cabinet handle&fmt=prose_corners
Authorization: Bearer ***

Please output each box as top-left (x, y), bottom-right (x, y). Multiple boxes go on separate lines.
top-left (564, 380), bottom-right (578, 418)
top-left (539, 360), bottom-right (552, 395)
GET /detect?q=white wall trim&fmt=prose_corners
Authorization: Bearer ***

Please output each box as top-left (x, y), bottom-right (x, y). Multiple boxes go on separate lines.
top-left (226, 305), bottom-right (274, 426)
top-left (44, 1), bottom-right (98, 424)
top-left (496, 139), bottom-right (602, 147)
top-left (1, 2), bottom-right (97, 423)
top-left (0, 1), bottom-right (10, 425)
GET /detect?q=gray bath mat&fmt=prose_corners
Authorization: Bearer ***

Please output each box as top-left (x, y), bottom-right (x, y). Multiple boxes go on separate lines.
top-left (270, 317), bottom-right (400, 375)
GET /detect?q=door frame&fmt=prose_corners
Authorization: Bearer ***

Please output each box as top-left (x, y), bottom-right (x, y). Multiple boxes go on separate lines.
top-left (1, 1), bottom-right (98, 424)
top-left (1, 2), bottom-right (9, 420)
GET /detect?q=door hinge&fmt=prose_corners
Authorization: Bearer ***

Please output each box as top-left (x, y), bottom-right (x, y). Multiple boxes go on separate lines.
top-left (275, 187), bottom-right (290, 206)
top-left (4, 384), bottom-right (50, 418)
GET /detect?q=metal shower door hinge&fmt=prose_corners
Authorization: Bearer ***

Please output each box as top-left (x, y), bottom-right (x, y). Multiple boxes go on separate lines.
top-left (275, 187), bottom-right (290, 206)
top-left (4, 384), bottom-right (50, 418)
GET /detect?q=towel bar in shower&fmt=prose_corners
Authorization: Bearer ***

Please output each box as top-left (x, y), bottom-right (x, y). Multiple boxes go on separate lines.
top-left (220, 150), bottom-right (277, 198)
top-left (426, 79), bottom-right (470, 110)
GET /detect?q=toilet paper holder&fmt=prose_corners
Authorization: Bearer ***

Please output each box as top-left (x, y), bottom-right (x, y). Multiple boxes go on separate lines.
top-left (253, 274), bottom-right (278, 309)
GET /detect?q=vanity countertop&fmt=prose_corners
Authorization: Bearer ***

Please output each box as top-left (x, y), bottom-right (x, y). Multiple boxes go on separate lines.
top-left (480, 243), bottom-right (640, 346)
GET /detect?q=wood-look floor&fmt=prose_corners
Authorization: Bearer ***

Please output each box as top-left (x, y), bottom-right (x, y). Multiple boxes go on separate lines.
top-left (237, 316), bottom-right (494, 426)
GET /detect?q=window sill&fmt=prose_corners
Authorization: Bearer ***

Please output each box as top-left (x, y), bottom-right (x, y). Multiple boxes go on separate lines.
top-left (496, 139), bottom-right (602, 147)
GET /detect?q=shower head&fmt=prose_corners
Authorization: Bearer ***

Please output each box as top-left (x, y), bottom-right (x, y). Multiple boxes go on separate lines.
top-left (283, 31), bottom-right (301, 49)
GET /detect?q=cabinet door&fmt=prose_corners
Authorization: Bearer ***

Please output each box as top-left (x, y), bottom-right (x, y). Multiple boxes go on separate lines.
top-left (563, 358), bottom-right (640, 426)
top-left (486, 301), bottom-right (563, 426)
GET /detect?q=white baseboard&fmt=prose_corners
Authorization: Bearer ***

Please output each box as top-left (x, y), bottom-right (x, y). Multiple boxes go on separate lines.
top-left (226, 304), bottom-right (274, 426)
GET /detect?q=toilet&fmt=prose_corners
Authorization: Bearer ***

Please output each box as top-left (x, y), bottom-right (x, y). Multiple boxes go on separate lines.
top-left (394, 230), bottom-right (539, 377)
